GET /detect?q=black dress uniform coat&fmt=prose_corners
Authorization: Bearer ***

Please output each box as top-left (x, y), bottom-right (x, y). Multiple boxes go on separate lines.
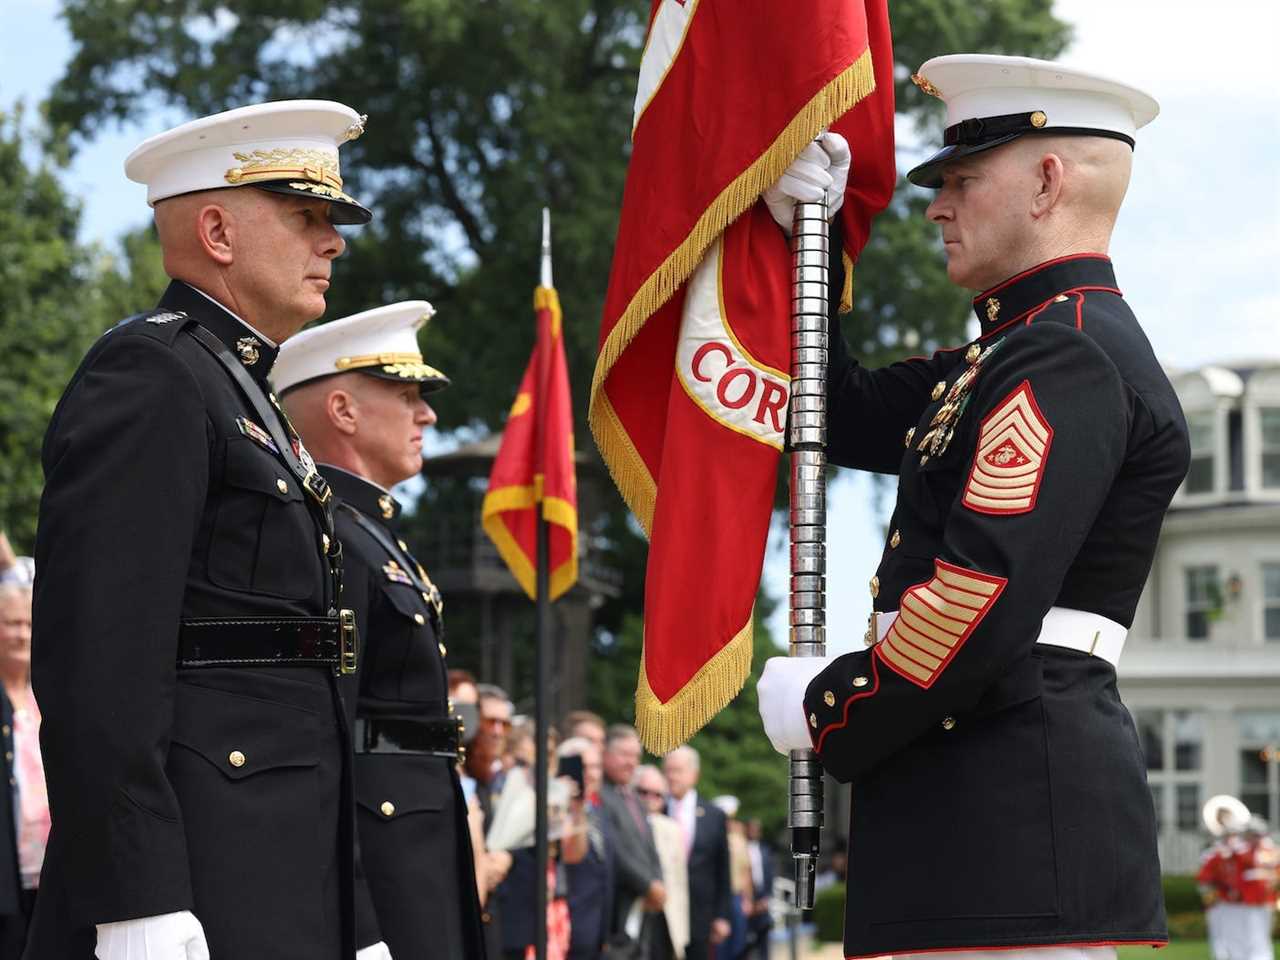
top-left (324, 467), bottom-right (486, 959)
top-left (806, 253), bottom-right (1188, 957)
top-left (27, 282), bottom-right (355, 959)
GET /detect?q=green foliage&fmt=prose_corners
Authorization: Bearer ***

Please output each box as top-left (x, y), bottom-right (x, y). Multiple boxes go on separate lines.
top-left (1162, 873), bottom-right (1203, 915)
top-left (812, 881), bottom-right (847, 942)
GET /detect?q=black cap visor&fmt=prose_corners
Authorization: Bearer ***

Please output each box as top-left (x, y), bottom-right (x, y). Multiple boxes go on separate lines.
top-left (254, 181), bottom-right (372, 224)
top-left (906, 134), bottom-right (1023, 188)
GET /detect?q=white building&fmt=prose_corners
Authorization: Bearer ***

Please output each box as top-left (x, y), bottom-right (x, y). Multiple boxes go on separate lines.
top-left (1120, 361), bottom-right (1280, 873)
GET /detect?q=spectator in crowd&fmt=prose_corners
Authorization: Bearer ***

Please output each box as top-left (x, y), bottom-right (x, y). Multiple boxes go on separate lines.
top-left (743, 819), bottom-right (775, 960)
top-left (601, 725), bottom-right (666, 952)
top-left (0, 581), bottom-right (46, 957)
top-left (565, 710), bottom-right (606, 755)
top-left (0, 536), bottom-right (32, 587)
top-left (636, 764), bottom-right (689, 960)
top-left (711, 796), bottom-right (750, 960)
top-left (450, 672), bottom-right (498, 913)
top-left (469, 684), bottom-right (516, 957)
top-left (560, 736), bottom-right (615, 960)
top-left (507, 717), bottom-right (538, 772)
top-left (664, 746), bottom-right (731, 959)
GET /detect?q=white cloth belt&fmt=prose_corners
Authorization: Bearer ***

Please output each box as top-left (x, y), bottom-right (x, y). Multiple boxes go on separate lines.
top-left (873, 605), bottom-right (1127, 667)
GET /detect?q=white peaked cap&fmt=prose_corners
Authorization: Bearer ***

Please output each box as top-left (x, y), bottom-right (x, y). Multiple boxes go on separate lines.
top-left (124, 100), bottom-right (373, 224)
top-left (907, 54), bottom-right (1159, 188)
top-left (272, 300), bottom-right (450, 396)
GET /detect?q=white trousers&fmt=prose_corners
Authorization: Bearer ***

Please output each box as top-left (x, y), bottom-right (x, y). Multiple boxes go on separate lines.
top-left (893, 949), bottom-right (1117, 960)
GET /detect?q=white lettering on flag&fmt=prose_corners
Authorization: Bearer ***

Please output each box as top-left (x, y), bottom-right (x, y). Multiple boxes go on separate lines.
top-left (675, 238), bottom-right (790, 451)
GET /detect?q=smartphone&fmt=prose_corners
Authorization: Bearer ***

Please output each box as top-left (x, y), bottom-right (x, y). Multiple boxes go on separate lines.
top-left (558, 753), bottom-right (585, 794)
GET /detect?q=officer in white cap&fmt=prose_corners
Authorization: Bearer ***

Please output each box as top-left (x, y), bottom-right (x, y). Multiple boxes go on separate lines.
top-left (28, 101), bottom-right (391, 959)
top-left (756, 55), bottom-right (1186, 960)
top-left (273, 304), bottom-right (487, 958)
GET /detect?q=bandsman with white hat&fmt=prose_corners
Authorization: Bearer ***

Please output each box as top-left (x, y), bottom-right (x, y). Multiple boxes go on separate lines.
top-left (757, 55), bottom-right (1187, 959)
top-left (27, 101), bottom-right (392, 959)
top-left (273, 303), bottom-right (488, 958)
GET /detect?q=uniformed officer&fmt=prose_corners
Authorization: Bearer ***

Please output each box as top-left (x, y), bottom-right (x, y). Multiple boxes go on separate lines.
top-left (272, 303), bottom-right (487, 959)
top-left (27, 102), bottom-right (393, 959)
top-left (757, 55), bottom-right (1188, 959)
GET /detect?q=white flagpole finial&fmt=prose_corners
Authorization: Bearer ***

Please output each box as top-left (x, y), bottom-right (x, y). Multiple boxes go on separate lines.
top-left (540, 207), bottom-right (553, 288)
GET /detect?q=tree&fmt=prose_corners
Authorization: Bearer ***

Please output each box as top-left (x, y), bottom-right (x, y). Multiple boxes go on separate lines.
top-left (0, 110), bottom-right (166, 550)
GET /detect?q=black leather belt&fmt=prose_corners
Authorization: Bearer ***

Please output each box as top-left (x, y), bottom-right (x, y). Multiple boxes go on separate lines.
top-left (178, 612), bottom-right (358, 674)
top-left (353, 715), bottom-right (464, 760)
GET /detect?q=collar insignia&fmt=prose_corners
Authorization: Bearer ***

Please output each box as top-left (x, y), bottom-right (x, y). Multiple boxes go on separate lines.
top-left (236, 336), bottom-right (261, 366)
top-left (145, 310), bottom-right (187, 325)
top-left (986, 298), bottom-right (1001, 323)
top-left (378, 494), bottom-right (395, 520)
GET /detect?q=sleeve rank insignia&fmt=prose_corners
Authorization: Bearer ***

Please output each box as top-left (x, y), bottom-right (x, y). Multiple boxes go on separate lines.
top-left (962, 380), bottom-right (1053, 515)
top-left (235, 416), bottom-right (280, 454)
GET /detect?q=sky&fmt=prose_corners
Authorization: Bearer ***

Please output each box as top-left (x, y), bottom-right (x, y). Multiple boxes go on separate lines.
top-left (2, 0), bottom-right (1278, 656)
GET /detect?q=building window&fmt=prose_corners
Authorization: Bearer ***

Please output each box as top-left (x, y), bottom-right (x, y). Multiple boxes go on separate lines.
top-left (1137, 709), bottom-right (1205, 833)
top-left (1184, 565), bottom-right (1220, 640)
top-left (1238, 712), bottom-right (1280, 828)
top-left (1262, 407), bottom-right (1280, 489)
top-left (1265, 563), bottom-right (1280, 642)
top-left (1185, 410), bottom-right (1215, 494)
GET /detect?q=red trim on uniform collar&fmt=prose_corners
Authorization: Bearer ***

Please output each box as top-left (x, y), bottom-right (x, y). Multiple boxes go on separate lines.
top-left (971, 255), bottom-right (1119, 336)
top-left (972, 253), bottom-right (1112, 304)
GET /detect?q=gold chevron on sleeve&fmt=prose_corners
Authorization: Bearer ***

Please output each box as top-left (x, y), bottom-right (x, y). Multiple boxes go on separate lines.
top-left (876, 560), bottom-right (1007, 689)
top-left (963, 380), bottom-right (1053, 516)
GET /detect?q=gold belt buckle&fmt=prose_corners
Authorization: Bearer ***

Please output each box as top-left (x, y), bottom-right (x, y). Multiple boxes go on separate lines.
top-left (339, 608), bottom-right (358, 675)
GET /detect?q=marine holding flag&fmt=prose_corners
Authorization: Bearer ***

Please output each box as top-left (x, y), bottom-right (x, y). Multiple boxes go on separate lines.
top-left (758, 55), bottom-right (1186, 960)
top-left (590, 0), bottom-right (896, 755)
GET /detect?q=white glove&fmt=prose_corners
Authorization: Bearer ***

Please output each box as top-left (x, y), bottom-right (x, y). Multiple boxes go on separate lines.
top-left (357, 942), bottom-right (394, 960)
top-left (95, 911), bottom-right (209, 960)
top-left (757, 655), bottom-right (837, 755)
top-left (763, 131), bottom-right (851, 234)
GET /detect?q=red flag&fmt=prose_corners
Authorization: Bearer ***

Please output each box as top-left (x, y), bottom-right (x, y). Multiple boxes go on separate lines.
top-left (590, 0), bottom-right (895, 753)
top-left (483, 286), bottom-right (579, 601)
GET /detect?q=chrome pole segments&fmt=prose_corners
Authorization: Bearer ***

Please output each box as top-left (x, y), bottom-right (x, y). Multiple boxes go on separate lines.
top-left (787, 196), bottom-right (828, 910)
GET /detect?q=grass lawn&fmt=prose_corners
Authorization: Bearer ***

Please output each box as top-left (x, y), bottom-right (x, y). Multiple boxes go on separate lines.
top-left (1118, 942), bottom-right (1208, 960)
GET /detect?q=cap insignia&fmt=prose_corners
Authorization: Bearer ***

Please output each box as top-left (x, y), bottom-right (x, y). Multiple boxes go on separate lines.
top-left (236, 337), bottom-right (261, 367)
top-left (1030, 110), bottom-right (1048, 128)
top-left (335, 351), bottom-right (445, 381)
top-left (341, 114), bottom-right (369, 144)
top-left (986, 297), bottom-right (1001, 323)
top-left (225, 148), bottom-right (342, 189)
top-left (378, 494), bottom-right (395, 520)
top-left (910, 74), bottom-right (942, 98)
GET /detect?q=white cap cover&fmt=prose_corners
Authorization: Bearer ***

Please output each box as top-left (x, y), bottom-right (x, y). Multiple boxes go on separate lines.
top-left (272, 301), bottom-right (449, 396)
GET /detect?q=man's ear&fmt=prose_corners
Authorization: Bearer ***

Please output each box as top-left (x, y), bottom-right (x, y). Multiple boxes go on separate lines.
top-left (196, 203), bottom-right (235, 265)
top-left (327, 388), bottom-right (359, 436)
top-left (1031, 152), bottom-right (1066, 220)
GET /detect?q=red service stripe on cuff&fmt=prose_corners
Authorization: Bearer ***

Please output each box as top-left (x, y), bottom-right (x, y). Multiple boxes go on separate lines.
top-left (814, 654), bottom-right (881, 754)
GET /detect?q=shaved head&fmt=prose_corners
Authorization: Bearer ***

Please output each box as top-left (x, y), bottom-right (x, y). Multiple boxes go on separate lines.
top-left (926, 134), bottom-right (1135, 290)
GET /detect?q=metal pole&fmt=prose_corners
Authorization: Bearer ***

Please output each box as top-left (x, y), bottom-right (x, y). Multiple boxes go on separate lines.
top-left (533, 207), bottom-right (554, 960)
top-left (787, 192), bottom-right (829, 910)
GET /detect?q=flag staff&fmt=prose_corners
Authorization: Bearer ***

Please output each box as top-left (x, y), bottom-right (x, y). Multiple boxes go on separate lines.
top-left (787, 190), bottom-right (830, 909)
top-left (533, 206), bottom-right (553, 960)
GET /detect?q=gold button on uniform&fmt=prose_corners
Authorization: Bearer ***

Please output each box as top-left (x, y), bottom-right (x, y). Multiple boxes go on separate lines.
top-left (941, 716), bottom-right (956, 731)
top-left (380, 801), bottom-right (395, 817)
top-left (890, 529), bottom-right (901, 549)
top-left (823, 690), bottom-right (836, 707)
top-left (852, 675), bottom-right (869, 688)
top-left (966, 343), bottom-right (981, 363)
top-left (228, 750), bottom-right (246, 768)
top-left (276, 478), bottom-right (288, 494)
top-left (1, 725), bottom-right (9, 736)
top-left (422, 591), bottom-right (431, 602)
top-left (439, 642), bottom-right (447, 657)
top-left (904, 427), bottom-right (915, 448)
top-left (808, 713), bottom-right (817, 729)
top-left (322, 534), bottom-right (330, 552)
top-left (413, 613), bottom-right (425, 625)
top-left (398, 539), bottom-right (408, 551)
top-left (869, 575), bottom-right (880, 599)
top-left (931, 381), bottom-right (946, 401)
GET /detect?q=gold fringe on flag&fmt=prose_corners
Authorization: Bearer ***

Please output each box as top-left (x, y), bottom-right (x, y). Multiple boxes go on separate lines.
top-left (589, 48), bottom-right (876, 530)
top-left (635, 611), bottom-right (755, 755)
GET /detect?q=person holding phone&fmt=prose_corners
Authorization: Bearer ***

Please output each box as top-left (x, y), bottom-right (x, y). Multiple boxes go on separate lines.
top-left (557, 737), bottom-right (613, 960)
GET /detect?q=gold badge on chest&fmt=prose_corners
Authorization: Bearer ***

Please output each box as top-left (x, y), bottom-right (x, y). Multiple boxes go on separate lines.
top-left (914, 337), bottom-right (1006, 465)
